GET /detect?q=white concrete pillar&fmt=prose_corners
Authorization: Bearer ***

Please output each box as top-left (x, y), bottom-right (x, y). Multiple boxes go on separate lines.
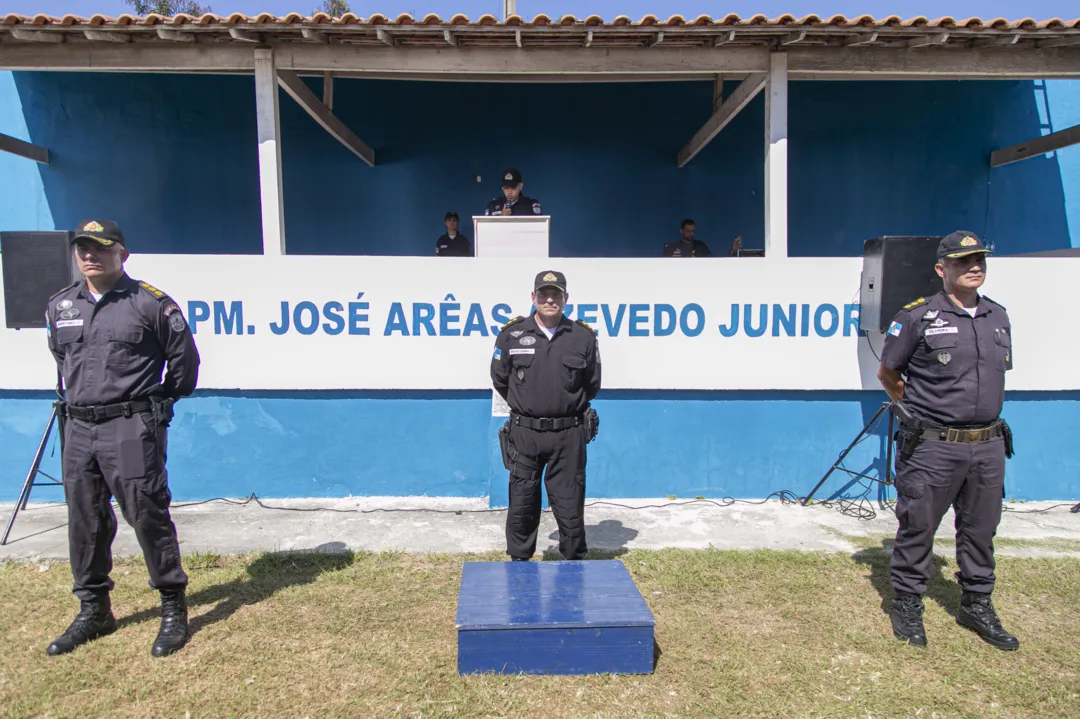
top-left (764, 52), bottom-right (789, 258)
top-left (254, 47), bottom-right (286, 256)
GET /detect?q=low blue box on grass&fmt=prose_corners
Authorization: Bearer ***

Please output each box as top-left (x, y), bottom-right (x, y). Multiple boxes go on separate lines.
top-left (455, 559), bottom-right (655, 676)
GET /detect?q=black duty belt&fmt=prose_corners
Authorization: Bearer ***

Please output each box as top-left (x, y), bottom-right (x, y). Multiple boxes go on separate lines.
top-left (511, 413), bottom-right (583, 431)
top-left (61, 400), bottom-right (154, 422)
top-left (918, 420), bottom-right (1003, 443)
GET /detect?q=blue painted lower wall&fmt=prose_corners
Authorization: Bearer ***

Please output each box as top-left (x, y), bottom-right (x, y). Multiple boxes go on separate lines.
top-left (2, 391), bottom-right (1077, 504)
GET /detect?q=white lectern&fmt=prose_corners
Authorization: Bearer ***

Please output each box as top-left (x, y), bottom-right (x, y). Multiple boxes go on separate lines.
top-left (473, 215), bottom-right (550, 258)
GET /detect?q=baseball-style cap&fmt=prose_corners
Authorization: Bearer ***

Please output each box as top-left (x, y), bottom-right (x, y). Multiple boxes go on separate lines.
top-left (501, 168), bottom-right (522, 188)
top-left (72, 219), bottom-right (126, 248)
top-left (534, 270), bottom-right (566, 293)
top-left (445, 211), bottom-right (459, 220)
top-left (937, 231), bottom-right (991, 260)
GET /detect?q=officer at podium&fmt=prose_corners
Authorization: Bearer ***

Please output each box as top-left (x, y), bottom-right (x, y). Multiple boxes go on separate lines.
top-left (491, 270), bottom-right (601, 561)
top-left (877, 230), bottom-right (1019, 652)
top-left (43, 219), bottom-right (200, 658)
top-left (485, 168), bottom-right (542, 217)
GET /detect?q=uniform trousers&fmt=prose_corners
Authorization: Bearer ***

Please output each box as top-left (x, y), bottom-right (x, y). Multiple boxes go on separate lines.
top-left (505, 423), bottom-right (588, 560)
top-left (891, 435), bottom-right (1005, 596)
top-left (61, 411), bottom-right (188, 601)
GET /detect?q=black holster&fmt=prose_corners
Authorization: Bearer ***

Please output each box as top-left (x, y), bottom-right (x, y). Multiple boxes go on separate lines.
top-left (152, 398), bottom-right (176, 428)
top-left (498, 421), bottom-right (513, 470)
top-left (890, 404), bottom-right (923, 463)
top-left (584, 408), bottom-right (599, 444)
top-left (1001, 419), bottom-right (1015, 459)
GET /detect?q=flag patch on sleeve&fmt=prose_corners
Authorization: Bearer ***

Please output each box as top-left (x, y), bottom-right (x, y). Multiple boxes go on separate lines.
top-left (887, 321), bottom-right (902, 337)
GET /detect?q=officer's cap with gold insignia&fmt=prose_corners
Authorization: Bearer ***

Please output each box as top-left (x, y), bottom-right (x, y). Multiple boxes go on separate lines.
top-left (937, 230), bottom-right (990, 260)
top-left (534, 270), bottom-right (567, 293)
top-left (72, 219), bottom-right (127, 248)
top-left (501, 168), bottom-right (523, 188)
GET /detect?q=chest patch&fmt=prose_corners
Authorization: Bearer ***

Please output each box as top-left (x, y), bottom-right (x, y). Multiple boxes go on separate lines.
top-left (56, 319), bottom-right (84, 328)
top-left (938, 351), bottom-right (952, 365)
top-left (518, 336), bottom-right (536, 346)
top-left (509, 348), bottom-right (535, 356)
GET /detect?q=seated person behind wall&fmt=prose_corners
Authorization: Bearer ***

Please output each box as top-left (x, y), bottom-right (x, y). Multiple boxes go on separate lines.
top-left (662, 219), bottom-right (743, 257)
top-left (485, 168), bottom-right (542, 216)
top-left (435, 211), bottom-right (472, 256)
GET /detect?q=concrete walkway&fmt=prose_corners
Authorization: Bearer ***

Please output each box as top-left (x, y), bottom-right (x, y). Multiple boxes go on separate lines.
top-left (2, 496), bottom-right (1078, 561)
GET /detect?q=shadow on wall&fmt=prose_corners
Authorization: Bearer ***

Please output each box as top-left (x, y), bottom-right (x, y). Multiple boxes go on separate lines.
top-left (10, 72), bottom-right (1075, 257)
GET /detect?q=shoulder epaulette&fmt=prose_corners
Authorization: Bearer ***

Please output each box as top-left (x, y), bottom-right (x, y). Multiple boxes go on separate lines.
top-left (982, 295), bottom-right (1006, 310)
top-left (576, 319), bottom-right (596, 333)
top-left (48, 280), bottom-right (81, 302)
top-left (902, 297), bottom-right (927, 310)
top-left (138, 281), bottom-right (169, 301)
top-left (501, 316), bottom-right (524, 330)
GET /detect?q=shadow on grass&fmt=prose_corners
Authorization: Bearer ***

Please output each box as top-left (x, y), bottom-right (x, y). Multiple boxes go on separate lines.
top-left (852, 538), bottom-right (963, 620)
top-left (115, 542), bottom-right (354, 637)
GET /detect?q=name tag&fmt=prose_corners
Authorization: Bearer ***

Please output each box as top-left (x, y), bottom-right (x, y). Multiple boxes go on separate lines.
top-left (925, 327), bottom-right (958, 336)
top-left (55, 319), bottom-right (84, 328)
top-left (509, 348), bottom-right (535, 356)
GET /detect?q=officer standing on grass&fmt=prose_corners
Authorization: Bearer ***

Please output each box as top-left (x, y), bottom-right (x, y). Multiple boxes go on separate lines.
top-left (44, 219), bottom-right (200, 658)
top-left (491, 271), bottom-right (601, 561)
top-left (877, 231), bottom-right (1018, 651)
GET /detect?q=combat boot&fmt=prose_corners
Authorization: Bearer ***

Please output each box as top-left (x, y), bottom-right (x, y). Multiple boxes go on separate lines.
top-left (151, 588), bottom-right (189, 657)
top-left (957, 592), bottom-right (1019, 651)
top-left (46, 596), bottom-right (117, 656)
top-left (890, 592), bottom-right (927, 647)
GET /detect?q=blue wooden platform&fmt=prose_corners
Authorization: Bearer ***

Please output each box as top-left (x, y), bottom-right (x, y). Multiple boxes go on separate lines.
top-left (455, 560), bottom-right (655, 676)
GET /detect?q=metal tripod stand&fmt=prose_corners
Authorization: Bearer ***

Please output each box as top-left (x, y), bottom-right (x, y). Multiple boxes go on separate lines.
top-left (802, 401), bottom-right (896, 506)
top-left (1, 374), bottom-right (66, 545)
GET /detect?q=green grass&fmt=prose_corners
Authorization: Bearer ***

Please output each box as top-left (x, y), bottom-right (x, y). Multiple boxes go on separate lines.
top-left (1, 547), bottom-right (1078, 718)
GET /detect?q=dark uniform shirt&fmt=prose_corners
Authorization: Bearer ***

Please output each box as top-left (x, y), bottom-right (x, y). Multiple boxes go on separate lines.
top-left (881, 290), bottom-right (1012, 427)
top-left (491, 314), bottom-right (601, 419)
top-left (46, 274), bottom-right (200, 407)
top-left (435, 232), bottom-right (473, 257)
top-left (485, 196), bottom-right (543, 217)
top-left (663, 240), bottom-right (713, 257)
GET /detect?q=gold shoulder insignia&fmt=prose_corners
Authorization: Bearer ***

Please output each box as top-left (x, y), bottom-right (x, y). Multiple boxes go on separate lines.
top-left (501, 316), bottom-right (524, 329)
top-left (902, 297), bottom-right (926, 310)
top-left (139, 281), bottom-right (167, 299)
top-left (576, 319), bottom-right (594, 331)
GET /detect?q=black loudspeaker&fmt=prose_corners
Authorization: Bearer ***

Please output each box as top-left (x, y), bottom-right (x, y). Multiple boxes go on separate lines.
top-left (1, 231), bottom-right (78, 330)
top-left (859, 236), bottom-right (943, 333)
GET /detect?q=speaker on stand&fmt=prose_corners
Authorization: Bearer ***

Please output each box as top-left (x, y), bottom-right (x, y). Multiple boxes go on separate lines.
top-left (0, 231), bottom-right (78, 544)
top-left (802, 236), bottom-right (943, 507)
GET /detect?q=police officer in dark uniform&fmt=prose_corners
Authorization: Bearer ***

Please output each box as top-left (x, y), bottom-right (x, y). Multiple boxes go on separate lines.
top-left (491, 271), bottom-right (600, 561)
top-left (663, 219), bottom-right (714, 257)
top-left (878, 230), bottom-right (1018, 651)
top-left (435, 211), bottom-right (472, 257)
top-left (44, 219), bottom-right (200, 658)
top-left (485, 168), bottom-right (542, 217)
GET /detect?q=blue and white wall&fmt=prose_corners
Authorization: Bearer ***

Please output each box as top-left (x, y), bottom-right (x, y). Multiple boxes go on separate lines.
top-left (1, 70), bottom-right (1078, 504)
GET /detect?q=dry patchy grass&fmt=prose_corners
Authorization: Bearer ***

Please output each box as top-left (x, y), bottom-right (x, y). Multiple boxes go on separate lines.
top-left (1, 547), bottom-right (1078, 718)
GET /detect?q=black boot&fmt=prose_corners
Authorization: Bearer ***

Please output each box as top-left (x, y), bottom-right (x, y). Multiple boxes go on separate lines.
top-left (151, 588), bottom-right (189, 658)
top-left (46, 596), bottom-right (117, 656)
top-left (890, 592), bottom-right (927, 647)
top-left (957, 592), bottom-right (1019, 651)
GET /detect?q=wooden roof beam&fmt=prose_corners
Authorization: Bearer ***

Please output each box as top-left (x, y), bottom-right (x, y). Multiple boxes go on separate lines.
top-left (277, 69), bottom-right (374, 166)
top-left (678, 72), bottom-right (767, 168)
top-left (991, 123), bottom-right (1080, 168)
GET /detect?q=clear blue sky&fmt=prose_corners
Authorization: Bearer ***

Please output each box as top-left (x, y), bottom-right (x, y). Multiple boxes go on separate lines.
top-left (3, 1), bottom-right (1078, 21)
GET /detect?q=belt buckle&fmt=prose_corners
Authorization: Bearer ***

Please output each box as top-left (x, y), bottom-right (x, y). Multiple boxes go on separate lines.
top-left (539, 418), bottom-right (552, 431)
top-left (86, 406), bottom-right (100, 423)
